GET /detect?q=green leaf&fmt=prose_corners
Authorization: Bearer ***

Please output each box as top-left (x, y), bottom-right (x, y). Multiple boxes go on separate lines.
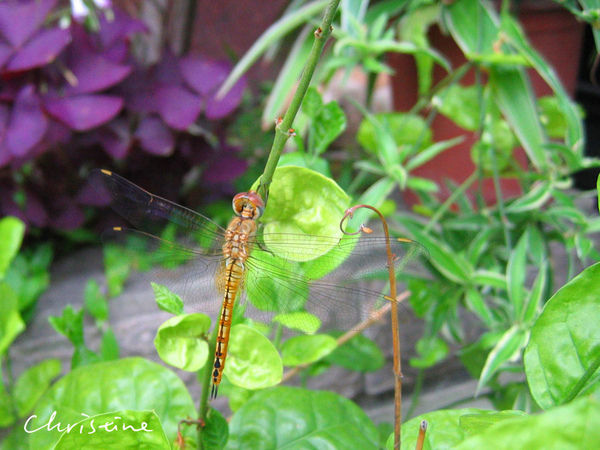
top-left (151, 282), bottom-right (185, 315)
top-left (13, 359), bottom-right (61, 417)
top-left (254, 166), bottom-right (350, 260)
top-left (281, 334), bottom-right (337, 366)
top-left (459, 411), bottom-right (527, 436)
top-left (227, 387), bottom-right (379, 449)
top-left (325, 332), bottom-right (385, 372)
top-left (405, 137), bottom-right (464, 171)
top-left (410, 336), bottom-right (449, 369)
top-left (4, 244), bottom-right (52, 313)
top-left (398, 408), bottom-right (494, 449)
top-left (455, 397), bottom-right (600, 449)
top-left (464, 288), bottom-right (494, 328)
top-left (506, 181), bottom-right (552, 213)
top-left (0, 380), bottom-right (16, 427)
top-left (83, 279), bottom-right (108, 321)
top-left (524, 262), bottom-right (600, 410)
top-left (53, 410), bottom-right (170, 449)
top-left (302, 86), bottom-right (323, 119)
top-left (201, 407), bottom-right (229, 450)
top-left (312, 101), bottom-right (347, 155)
top-left (28, 358), bottom-right (197, 449)
top-left (506, 233), bottom-right (528, 320)
top-left (273, 311), bottom-right (321, 334)
top-left (436, 85), bottom-right (481, 131)
top-left (0, 216), bottom-right (25, 280)
top-left (99, 327), bottom-right (120, 361)
top-left (226, 324), bottom-right (283, 390)
top-left (476, 325), bottom-right (527, 395)
top-left (103, 244), bottom-right (131, 298)
top-left (0, 283), bottom-right (25, 355)
top-left (48, 305), bottom-right (85, 347)
top-left (154, 313), bottom-right (211, 372)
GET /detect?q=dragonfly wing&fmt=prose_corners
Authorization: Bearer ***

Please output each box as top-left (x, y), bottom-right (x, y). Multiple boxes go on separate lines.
top-left (104, 227), bottom-right (226, 314)
top-left (89, 169), bottom-right (226, 251)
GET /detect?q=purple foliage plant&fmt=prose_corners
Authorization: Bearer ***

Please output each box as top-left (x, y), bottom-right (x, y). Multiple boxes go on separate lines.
top-left (0, 0), bottom-right (248, 232)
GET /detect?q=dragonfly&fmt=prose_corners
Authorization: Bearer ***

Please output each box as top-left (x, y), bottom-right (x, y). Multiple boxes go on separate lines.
top-left (90, 169), bottom-right (426, 399)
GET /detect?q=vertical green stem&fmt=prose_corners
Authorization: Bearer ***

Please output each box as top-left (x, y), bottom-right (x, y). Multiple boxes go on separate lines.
top-left (258, 0), bottom-right (341, 201)
top-left (197, 326), bottom-right (218, 449)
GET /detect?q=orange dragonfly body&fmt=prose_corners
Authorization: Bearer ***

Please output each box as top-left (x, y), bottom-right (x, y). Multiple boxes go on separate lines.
top-left (91, 169), bottom-right (425, 398)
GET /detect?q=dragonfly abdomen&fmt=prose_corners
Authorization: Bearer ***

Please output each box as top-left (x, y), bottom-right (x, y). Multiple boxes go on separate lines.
top-left (211, 259), bottom-right (244, 399)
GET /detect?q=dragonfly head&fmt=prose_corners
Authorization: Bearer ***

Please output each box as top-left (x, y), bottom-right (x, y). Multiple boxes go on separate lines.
top-left (233, 191), bottom-right (265, 219)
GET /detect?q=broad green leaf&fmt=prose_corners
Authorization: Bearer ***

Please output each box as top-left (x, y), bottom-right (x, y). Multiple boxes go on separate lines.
top-left (226, 324), bottom-right (283, 390)
top-left (4, 244), bottom-right (52, 313)
top-left (151, 282), bottom-right (185, 315)
top-left (397, 408), bottom-right (494, 449)
top-left (0, 216), bottom-right (25, 280)
top-left (455, 397), bottom-right (600, 449)
top-left (273, 311), bottom-right (321, 334)
top-left (53, 410), bottom-right (169, 449)
top-left (29, 358), bottom-right (196, 449)
top-left (0, 422), bottom-right (28, 449)
top-left (227, 387), bottom-right (379, 449)
top-left (312, 101), bottom-right (347, 155)
top-left (325, 332), bottom-right (385, 372)
top-left (83, 279), bottom-right (108, 321)
top-left (254, 166), bottom-right (350, 260)
top-left (281, 334), bottom-right (337, 366)
top-left (459, 410), bottom-right (527, 436)
top-left (524, 262), bottom-right (600, 410)
top-left (0, 380), bottom-right (15, 427)
top-left (201, 407), bottom-right (229, 450)
top-left (154, 313), bottom-right (211, 372)
top-left (476, 325), bottom-right (527, 395)
top-left (0, 283), bottom-right (25, 355)
top-left (506, 233), bottom-right (528, 320)
top-left (357, 112), bottom-right (432, 156)
top-left (13, 359), bottom-right (61, 417)
top-left (436, 85), bottom-right (481, 131)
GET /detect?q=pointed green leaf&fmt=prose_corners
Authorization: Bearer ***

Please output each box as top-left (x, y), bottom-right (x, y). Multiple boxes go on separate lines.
top-left (151, 282), bottom-right (185, 315)
top-left (507, 233), bottom-right (528, 320)
top-left (0, 216), bottom-right (25, 280)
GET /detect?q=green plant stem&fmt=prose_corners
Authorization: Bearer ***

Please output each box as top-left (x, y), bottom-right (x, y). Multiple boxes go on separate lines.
top-left (424, 172), bottom-right (479, 233)
top-left (197, 326), bottom-right (218, 449)
top-left (405, 367), bottom-right (425, 421)
top-left (257, 0), bottom-right (341, 201)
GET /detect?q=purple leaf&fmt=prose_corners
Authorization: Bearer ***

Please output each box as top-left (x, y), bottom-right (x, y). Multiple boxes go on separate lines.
top-left (44, 94), bottom-right (123, 131)
top-left (5, 28), bottom-right (71, 73)
top-left (50, 203), bottom-right (85, 230)
top-left (205, 75), bottom-right (246, 119)
top-left (65, 53), bottom-right (131, 95)
top-left (203, 151), bottom-right (247, 184)
top-left (78, 177), bottom-right (111, 206)
top-left (134, 115), bottom-right (174, 156)
top-left (0, 0), bottom-right (57, 47)
top-left (154, 50), bottom-right (183, 85)
top-left (98, 118), bottom-right (131, 159)
top-left (4, 85), bottom-right (47, 157)
top-left (0, 41), bottom-right (12, 68)
top-left (179, 56), bottom-right (225, 96)
top-left (154, 84), bottom-right (201, 130)
top-left (97, 8), bottom-right (147, 50)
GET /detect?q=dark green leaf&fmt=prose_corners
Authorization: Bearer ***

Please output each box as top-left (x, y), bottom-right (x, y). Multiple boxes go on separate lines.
top-left (154, 313), bottom-right (211, 371)
top-left (312, 101), bottom-right (347, 155)
top-left (227, 387), bottom-right (379, 449)
top-left (28, 358), bottom-right (197, 449)
top-left (326, 332), bottom-right (385, 372)
top-left (201, 407), bottom-right (229, 450)
top-left (302, 86), bottom-right (323, 119)
top-left (410, 336), bottom-right (449, 369)
top-left (507, 233), bottom-right (528, 320)
top-left (524, 262), bottom-right (600, 410)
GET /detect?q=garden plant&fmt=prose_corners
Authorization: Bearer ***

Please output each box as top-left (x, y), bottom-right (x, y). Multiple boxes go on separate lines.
top-left (2, 0), bottom-right (600, 449)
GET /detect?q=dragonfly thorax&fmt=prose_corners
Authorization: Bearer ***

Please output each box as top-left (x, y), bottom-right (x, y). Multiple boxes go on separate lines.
top-left (232, 191), bottom-right (264, 219)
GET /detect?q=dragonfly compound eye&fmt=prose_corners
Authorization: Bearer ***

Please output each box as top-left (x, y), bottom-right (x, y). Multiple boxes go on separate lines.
top-left (232, 191), bottom-right (265, 218)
